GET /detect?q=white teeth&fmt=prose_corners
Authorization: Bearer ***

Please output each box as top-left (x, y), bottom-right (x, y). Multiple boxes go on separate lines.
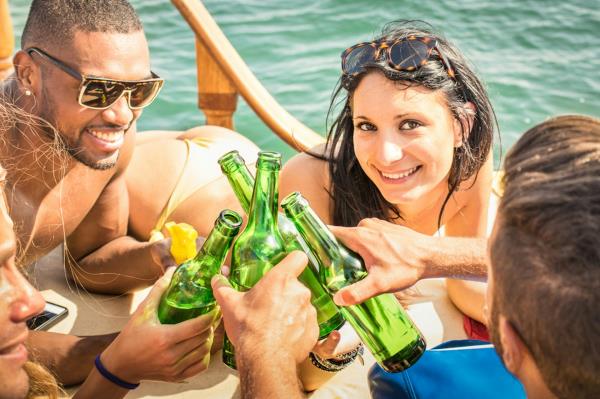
top-left (381, 166), bottom-right (419, 180)
top-left (88, 130), bottom-right (123, 142)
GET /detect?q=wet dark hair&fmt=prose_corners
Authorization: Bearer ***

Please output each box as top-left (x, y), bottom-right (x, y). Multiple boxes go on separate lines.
top-left (318, 20), bottom-right (497, 227)
top-left (21, 0), bottom-right (143, 50)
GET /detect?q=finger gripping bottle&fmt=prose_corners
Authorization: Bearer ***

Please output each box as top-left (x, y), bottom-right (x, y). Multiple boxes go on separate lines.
top-left (219, 151), bottom-right (344, 339)
top-left (282, 191), bottom-right (426, 372)
top-left (158, 210), bottom-right (242, 324)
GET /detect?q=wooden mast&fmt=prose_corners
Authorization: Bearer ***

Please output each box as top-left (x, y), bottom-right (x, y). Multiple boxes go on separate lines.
top-left (172, 0), bottom-right (325, 151)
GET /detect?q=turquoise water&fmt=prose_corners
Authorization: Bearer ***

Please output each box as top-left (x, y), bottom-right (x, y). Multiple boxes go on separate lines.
top-left (9, 0), bottom-right (600, 162)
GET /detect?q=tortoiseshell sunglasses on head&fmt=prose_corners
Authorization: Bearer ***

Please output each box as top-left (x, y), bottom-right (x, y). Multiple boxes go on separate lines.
top-left (26, 47), bottom-right (164, 110)
top-left (341, 36), bottom-right (456, 81)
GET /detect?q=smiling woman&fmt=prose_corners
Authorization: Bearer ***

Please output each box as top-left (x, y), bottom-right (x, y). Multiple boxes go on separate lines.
top-left (280, 20), bottom-right (495, 332)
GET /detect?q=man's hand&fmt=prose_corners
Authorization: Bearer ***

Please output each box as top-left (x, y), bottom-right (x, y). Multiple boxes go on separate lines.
top-left (212, 251), bottom-right (319, 365)
top-left (149, 238), bottom-right (177, 272)
top-left (330, 218), bottom-right (433, 306)
top-left (150, 236), bottom-right (207, 271)
top-left (100, 268), bottom-right (221, 383)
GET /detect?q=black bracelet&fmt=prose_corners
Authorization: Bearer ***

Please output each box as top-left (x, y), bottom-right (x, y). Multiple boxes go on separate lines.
top-left (309, 343), bottom-right (364, 372)
top-left (330, 343), bottom-right (364, 365)
top-left (94, 355), bottom-right (140, 390)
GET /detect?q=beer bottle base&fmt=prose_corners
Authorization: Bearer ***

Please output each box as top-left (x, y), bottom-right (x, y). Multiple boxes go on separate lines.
top-left (380, 335), bottom-right (426, 373)
top-left (318, 312), bottom-right (346, 340)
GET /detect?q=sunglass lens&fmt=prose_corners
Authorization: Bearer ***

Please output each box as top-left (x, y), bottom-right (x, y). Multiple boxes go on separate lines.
top-left (129, 81), bottom-right (161, 108)
top-left (343, 45), bottom-right (376, 75)
top-left (81, 80), bottom-right (124, 108)
top-left (389, 40), bottom-right (433, 71)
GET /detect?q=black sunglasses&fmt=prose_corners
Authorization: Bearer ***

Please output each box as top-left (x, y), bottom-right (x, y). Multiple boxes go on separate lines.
top-left (26, 47), bottom-right (164, 110)
top-left (341, 36), bottom-right (456, 82)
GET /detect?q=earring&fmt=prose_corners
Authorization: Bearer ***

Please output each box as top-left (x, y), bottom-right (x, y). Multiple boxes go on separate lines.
top-left (24, 89), bottom-right (32, 96)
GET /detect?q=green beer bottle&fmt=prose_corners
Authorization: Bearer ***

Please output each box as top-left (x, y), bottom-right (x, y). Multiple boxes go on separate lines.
top-left (222, 151), bottom-right (289, 369)
top-left (281, 192), bottom-right (426, 372)
top-left (158, 210), bottom-right (242, 324)
top-left (218, 150), bottom-right (345, 338)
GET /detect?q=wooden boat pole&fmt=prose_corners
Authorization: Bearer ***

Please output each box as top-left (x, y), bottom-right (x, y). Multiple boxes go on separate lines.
top-left (0, 0), bottom-right (14, 80)
top-left (172, 0), bottom-right (325, 152)
top-left (196, 38), bottom-right (238, 129)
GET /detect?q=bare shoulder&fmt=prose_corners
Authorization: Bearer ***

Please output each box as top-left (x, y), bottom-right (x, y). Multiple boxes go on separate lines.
top-left (446, 154), bottom-right (494, 237)
top-left (280, 144), bottom-right (333, 222)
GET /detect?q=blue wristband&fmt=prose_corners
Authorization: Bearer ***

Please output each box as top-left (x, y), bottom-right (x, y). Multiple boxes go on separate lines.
top-left (94, 355), bottom-right (140, 390)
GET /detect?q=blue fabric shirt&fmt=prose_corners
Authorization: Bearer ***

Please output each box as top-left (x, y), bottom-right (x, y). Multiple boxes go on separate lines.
top-left (369, 340), bottom-right (526, 399)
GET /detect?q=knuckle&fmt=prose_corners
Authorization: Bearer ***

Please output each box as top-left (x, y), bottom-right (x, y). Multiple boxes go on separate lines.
top-left (155, 336), bottom-right (169, 350)
top-left (299, 286), bottom-right (312, 302)
top-left (372, 277), bottom-right (390, 292)
top-left (307, 304), bottom-right (317, 320)
top-left (162, 350), bottom-right (178, 366)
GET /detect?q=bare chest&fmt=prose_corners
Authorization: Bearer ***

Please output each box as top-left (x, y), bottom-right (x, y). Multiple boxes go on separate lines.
top-left (8, 170), bottom-right (112, 261)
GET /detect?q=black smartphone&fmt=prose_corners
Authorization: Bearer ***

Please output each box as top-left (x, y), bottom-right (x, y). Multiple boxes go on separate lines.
top-left (26, 301), bottom-right (69, 331)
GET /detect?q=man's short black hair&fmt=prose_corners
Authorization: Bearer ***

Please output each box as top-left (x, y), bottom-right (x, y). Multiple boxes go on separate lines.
top-left (21, 0), bottom-right (143, 49)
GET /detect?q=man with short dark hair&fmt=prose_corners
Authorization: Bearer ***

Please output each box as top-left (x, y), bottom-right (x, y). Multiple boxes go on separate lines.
top-left (214, 114), bottom-right (600, 398)
top-left (0, 0), bottom-right (248, 385)
top-left (487, 115), bottom-right (600, 398)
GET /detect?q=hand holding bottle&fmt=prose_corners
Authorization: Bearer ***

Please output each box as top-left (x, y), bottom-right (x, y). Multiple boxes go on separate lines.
top-left (212, 251), bottom-right (319, 365)
top-left (329, 218), bottom-right (432, 306)
top-left (149, 236), bottom-right (207, 275)
top-left (100, 268), bottom-right (221, 383)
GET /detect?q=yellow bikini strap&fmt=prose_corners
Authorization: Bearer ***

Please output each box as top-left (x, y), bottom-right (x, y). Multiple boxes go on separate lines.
top-left (149, 139), bottom-right (193, 241)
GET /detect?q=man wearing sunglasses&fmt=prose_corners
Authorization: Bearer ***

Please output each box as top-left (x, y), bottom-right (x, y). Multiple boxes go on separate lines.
top-left (0, 0), bottom-right (245, 387)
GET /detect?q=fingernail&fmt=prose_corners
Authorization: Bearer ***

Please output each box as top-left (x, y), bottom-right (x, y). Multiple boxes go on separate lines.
top-left (333, 292), bottom-right (346, 306)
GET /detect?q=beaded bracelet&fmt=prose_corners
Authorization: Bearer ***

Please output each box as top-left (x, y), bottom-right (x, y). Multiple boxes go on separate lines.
top-left (309, 343), bottom-right (365, 372)
top-left (94, 355), bottom-right (140, 390)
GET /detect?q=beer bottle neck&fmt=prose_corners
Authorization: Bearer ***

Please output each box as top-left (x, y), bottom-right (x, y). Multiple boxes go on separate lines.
top-left (223, 163), bottom-right (254, 214)
top-left (283, 193), bottom-right (366, 290)
top-left (247, 166), bottom-right (279, 231)
top-left (191, 222), bottom-right (237, 284)
top-left (286, 205), bottom-right (340, 268)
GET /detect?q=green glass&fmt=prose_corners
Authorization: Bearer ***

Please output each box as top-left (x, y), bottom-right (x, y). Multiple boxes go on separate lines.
top-left (158, 210), bottom-right (242, 324)
top-left (219, 150), bottom-right (345, 339)
top-left (282, 192), bottom-right (426, 372)
top-left (221, 151), bottom-right (289, 370)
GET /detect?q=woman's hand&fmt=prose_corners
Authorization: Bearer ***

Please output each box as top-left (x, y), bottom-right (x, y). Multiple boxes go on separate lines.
top-left (99, 268), bottom-right (221, 383)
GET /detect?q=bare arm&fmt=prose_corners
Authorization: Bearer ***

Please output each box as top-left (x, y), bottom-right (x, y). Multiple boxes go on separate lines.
top-left (73, 269), bottom-right (219, 398)
top-left (238, 351), bottom-right (305, 399)
top-left (331, 156), bottom-right (493, 307)
top-left (68, 235), bottom-right (168, 294)
top-left (444, 154), bottom-right (493, 323)
top-left (66, 173), bottom-right (173, 294)
top-left (27, 331), bottom-right (116, 386)
top-left (330, 219), bottom-right (487, 305)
